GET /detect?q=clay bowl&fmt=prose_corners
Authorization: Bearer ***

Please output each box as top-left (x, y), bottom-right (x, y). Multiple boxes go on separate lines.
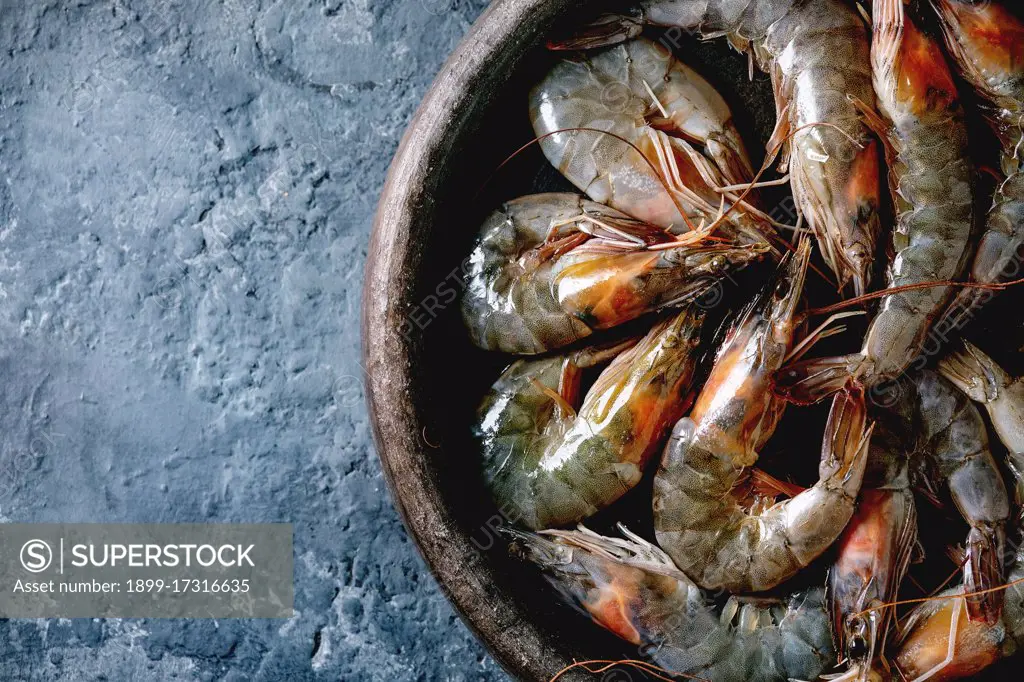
top-left (364, 0), bottom-right (1024, 679)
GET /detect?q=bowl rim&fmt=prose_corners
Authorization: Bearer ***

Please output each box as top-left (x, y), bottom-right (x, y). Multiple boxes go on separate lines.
top-left (362, 1), bottom-right (593, 680)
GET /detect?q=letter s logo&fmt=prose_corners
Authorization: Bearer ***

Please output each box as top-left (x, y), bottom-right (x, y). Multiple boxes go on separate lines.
top-left (20, 540), bottom-right (52, 573)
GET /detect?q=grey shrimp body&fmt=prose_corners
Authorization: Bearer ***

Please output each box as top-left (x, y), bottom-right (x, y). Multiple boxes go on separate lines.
top-left (932, 0), bottom-right (1024, 329)
top-left (892, 398), bottom-right (1024, 680)
top-left (476, 308), bottom-right (705, 530)
top-left (940, 340), bottom-right (1024, 503)
top-left (914, 370), bottom-right (1011, 624)
top-left (529, 38), bottom-right (775, 245)
top-left (652, 240), bottom-right (871, 594)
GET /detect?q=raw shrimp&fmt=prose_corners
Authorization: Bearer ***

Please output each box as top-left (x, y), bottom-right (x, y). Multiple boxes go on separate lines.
top-left (461, 193), bottom-right (767, 354)
top-left (653, 240), bottom-right (872, 593)
top-left (940, 341), bottom-right (1024, 503)
top-left (552, 0), bottom-right (884, 294)
top-left (915, 370), bottom-right (1010, 624)
top-left (476, 307), bottom-right (705, 530)
top-left (827, 368), bottom-right (1012, 679)
top-left (890, 459), bottom-right (1024, 682)
top-left (932, 0), bottom-right (1024, 329)
top-left (508, 525), bottom-right (836, 682)
top-left (829, 400), bottom-right (918, 681)
top-left (776, 0), bottom-right (975, 402)
top-left (529, 38), bottom-right (777, 245)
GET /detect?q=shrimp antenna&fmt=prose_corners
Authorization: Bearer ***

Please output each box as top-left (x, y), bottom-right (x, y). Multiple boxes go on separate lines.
top-left (549, 659), bottom-right (707, 682)
top-left (806, 276), bottom-right (1024, 317)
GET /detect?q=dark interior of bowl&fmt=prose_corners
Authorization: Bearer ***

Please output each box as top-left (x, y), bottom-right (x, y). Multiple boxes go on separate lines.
top-left (403, 16), bottom-right (1024, 681)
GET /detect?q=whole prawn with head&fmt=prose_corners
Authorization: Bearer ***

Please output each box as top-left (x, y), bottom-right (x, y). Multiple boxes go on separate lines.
top-left (461, 193), bottom-right (767, 354)
top-left (777, 0), bottom-right (976, 403)
top-left (475, 306), bottom-right (707, 530)
top-left (548, 0), bottom-right (884, 295)
top-left (653, 240), bottom-right (872, 594)
top-left (509, 525), bottom-right (837, 682)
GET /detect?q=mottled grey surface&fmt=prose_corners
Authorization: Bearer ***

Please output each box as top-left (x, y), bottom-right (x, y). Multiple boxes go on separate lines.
top-left (0, 0), bottom-right (508, 679)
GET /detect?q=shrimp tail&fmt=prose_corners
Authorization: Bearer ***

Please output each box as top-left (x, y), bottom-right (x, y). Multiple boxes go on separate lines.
top-left (774, 354), bottom-right (862, 405)
top-left (779, 386), bottom-right (872, 572)
top-left (963, 523), bottom-right (1006, 624)
top-left (546, 9), bottom-right (644, 50)
top-left (938, 341), bottom-right (1002, 404)
top-left (818, 386), bottom-right (873, 503)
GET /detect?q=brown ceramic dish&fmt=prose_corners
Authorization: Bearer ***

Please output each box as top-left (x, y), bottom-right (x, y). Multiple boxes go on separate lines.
top-left (362, 2), bottom-right (779, 678)
top-left (364, 1), bottom-right (1024, 679)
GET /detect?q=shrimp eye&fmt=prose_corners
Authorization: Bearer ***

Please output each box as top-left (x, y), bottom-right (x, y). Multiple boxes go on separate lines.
top-left (709, 255), bottom-right (728, 272)
top-left (848, 636), bottom-right (868, 661)
top-left (774, 278), bottom-right (791, 300)
top-left (847, 243), bottom-right (868, 263)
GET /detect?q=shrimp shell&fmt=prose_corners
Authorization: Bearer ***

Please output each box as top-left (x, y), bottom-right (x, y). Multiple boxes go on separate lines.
top-left (776, 0), bottom-right (975, 402)
top-left (828, 397), bottom-right (918, 679)
top-left (940, 341), bottom-right (1024, 503)
top-left (891, 427), bottom-right (1024, 681)
top-left (652, 240), bottom-right (871, 593)
top-left (915, 370), bottom-right (1010, 624)
top-left (529, 38), bottom-right (774, 244)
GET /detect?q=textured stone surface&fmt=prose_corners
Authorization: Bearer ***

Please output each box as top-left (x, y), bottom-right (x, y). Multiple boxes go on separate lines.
top-left (0, 0), bottom-right (506, 679)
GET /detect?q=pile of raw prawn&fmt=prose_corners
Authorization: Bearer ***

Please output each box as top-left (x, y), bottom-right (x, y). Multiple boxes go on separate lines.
top-left (458, 1), bottom-right (1024, 680)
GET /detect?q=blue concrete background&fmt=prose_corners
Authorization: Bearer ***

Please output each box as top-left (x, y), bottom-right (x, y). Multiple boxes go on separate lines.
top-left (0, 0), bottom-right (508, 679)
